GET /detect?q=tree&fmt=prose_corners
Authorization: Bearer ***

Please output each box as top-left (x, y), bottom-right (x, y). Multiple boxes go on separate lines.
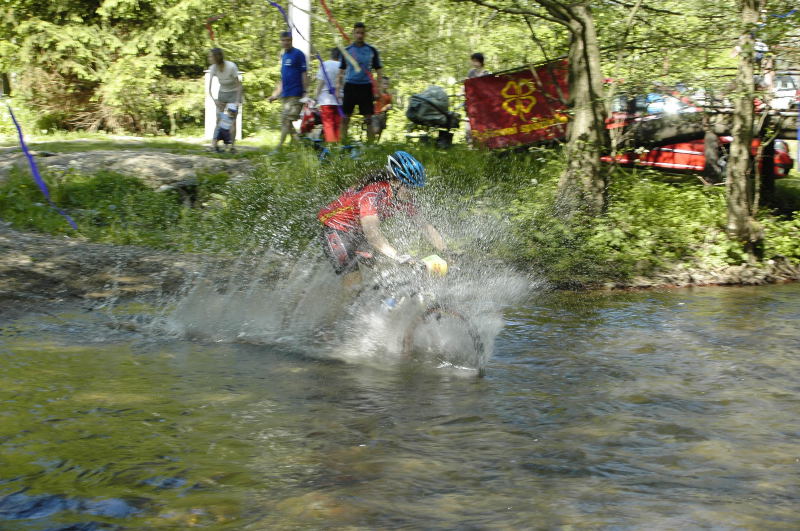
top-left (725, 0), bottom-right (763, 256)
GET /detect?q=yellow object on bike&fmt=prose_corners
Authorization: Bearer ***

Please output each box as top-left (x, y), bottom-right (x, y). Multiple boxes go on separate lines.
top-left (422, 254), bottom-right (448, 276)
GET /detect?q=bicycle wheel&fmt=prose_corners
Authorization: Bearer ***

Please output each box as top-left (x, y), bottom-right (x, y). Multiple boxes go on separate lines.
top-left (402, 303), bottom-right (486, 376)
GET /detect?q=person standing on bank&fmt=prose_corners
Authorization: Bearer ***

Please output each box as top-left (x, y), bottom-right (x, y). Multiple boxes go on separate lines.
top-left (336, 22), bottom-right (383, 143)
top-left (466, 52), bottom-right (489, 79)
top-left (207, 48), bottom-right (242, 122)
top-left (315, 47), bottom-right (343, 143)
top-left (267, 31), bottom-right (309, 151)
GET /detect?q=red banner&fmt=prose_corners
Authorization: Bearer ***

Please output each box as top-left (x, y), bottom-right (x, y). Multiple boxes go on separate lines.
top-left (464, 60), bottom-right (569, 149)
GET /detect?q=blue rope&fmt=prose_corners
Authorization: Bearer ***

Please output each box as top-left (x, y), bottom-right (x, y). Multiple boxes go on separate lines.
top-left (5, 104), bottom-right (78, 230)
top-left (770, 8), bottom-right (797, 18)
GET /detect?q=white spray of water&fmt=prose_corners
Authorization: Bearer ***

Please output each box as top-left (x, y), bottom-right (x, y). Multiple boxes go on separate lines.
top-left (162, 200), bottom-right (540, 373)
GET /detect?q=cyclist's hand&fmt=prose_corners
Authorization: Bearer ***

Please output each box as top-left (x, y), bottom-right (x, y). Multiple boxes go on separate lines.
top-left (396, 254), bottom-right (423, 269)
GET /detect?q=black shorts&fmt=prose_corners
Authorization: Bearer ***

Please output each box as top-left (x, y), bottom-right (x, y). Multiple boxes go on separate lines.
top-left (342, 82), bottom-right (374, 116)
top-left (320, 226), bottom-right (374, 275)
top-left (214, 127), bottom-right (232, 144)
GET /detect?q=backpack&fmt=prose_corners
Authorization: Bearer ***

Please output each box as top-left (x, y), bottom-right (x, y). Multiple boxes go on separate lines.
top-left (406, 86), bottom-right (461, 129)
top-left (299, 104), bottom-right (321, 134)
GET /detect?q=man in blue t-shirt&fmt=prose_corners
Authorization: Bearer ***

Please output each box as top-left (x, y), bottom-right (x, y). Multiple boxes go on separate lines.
top-left (268, 31), bottom-right (309, 150)
top-left (336, 22), bottom-right (384, 143)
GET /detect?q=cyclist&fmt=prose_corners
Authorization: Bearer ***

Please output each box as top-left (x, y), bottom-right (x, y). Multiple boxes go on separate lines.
top-left (318, 150), bottom-right (446, 289)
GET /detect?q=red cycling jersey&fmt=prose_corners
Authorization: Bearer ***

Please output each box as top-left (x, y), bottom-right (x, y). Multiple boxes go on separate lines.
top-left (318, 180), bottom-right (416, 232)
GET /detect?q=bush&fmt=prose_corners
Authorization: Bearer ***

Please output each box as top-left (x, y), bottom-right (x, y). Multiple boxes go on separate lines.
top-left (506, 166), bottom-right (749, 286)
top-left (761, 215), bottom-right (800, 261)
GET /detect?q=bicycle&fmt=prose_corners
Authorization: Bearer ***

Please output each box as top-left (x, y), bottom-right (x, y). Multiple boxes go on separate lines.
top-left (365, 254), bottom-right (487, 376)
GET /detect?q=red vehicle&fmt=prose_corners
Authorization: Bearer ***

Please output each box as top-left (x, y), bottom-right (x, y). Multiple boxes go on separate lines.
top-left (602, 137), bottom-right (794, 178)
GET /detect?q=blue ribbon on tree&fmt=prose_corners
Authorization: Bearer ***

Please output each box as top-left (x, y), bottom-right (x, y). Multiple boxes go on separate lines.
top-left (268, 1), bottom-right (344, 116)
top-left (5, 104), bottom-right (78, 230)
top-left (770, 9), bottom-right (797, 18)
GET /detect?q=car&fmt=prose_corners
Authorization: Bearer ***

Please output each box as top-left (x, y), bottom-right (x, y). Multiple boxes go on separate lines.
top-left (770, 75), bottom-right (799, 111)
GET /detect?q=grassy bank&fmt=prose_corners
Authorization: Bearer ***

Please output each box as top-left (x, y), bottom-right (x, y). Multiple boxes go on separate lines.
top-left (1, 142), bottom-right (798, 288)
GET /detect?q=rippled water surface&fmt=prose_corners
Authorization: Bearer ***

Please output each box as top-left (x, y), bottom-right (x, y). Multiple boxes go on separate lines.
top-left (1, 284), bottom-right (799, 529)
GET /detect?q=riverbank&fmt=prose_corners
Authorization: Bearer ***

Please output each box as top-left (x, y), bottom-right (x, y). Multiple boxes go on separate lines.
top-left (1, 139), bottom-right (799, 300)
top-left (2, 222), bottom-right (797, 316)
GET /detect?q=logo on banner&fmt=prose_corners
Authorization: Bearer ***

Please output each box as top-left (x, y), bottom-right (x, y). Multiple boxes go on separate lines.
top-left (500, 80), bottom-right (537, 117)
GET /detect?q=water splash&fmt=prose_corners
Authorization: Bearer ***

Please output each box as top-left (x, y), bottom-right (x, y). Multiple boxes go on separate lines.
top-left (161, 204), bottom-right (539, 373)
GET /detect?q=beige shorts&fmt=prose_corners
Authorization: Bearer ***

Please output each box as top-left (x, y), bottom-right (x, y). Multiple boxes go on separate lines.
top-left (281, 96), bottom-right (303, 121)
top-left (217, 89), bottom-right (239, 104)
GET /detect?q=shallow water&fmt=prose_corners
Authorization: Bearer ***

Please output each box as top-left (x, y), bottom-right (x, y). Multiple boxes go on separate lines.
top-left (1, 283), bottom-right (799, 529)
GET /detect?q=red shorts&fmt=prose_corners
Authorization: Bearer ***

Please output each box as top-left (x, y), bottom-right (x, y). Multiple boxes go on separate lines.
top-left (320, 227), bottom-right (374, 274)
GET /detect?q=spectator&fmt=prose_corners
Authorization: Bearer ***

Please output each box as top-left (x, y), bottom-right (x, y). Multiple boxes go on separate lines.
top-left (371, 76), bottom-right (393, 141)
top-left (464, 52), bottom-right (488, 145)
top-left (337, 22), bottom-right (383, 143)
top-left (268, 31), bottom-right (309, 151)
top-left (466, 52), bottom-right (489, 79)
top-left (315, 47), bottom-right (343, 143)
top-left (207, 48), bottom-right (242, 135)
top-left (212, 103), bottom-right (238, 153)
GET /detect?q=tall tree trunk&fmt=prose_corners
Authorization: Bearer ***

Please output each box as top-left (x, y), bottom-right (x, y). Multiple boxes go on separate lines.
top-left (554, 3), bottom-right (609, 215)
top-left (726, 0), bottom-right (763, 257)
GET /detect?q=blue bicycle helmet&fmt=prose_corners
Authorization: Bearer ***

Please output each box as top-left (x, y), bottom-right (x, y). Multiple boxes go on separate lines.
top-left (387, 151), bottom-right (426, 187)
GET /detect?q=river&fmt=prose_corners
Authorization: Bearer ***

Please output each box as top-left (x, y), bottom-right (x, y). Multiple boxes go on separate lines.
top-left (1, 283), bottom-right (799, 529)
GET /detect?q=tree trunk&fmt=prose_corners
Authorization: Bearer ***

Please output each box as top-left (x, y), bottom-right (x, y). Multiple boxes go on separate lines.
top-left (555, 3), bottom-right (609, 215)
top-left (0, 73), bottom-right (10, 97)
top-left (725, 0), bottom-right (763, 257)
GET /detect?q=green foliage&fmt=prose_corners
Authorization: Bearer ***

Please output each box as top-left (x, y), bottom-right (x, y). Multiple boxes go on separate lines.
top-left (774, 178), bottom-right (800, 214)
top-left (2, 0), bottom-right (552, 135)
top-left (761, 215), bottom-right (800, 261)
top-left (506, 164), bottom-right (754, 286)
top-left (4, 0), bottom-right (798, 140)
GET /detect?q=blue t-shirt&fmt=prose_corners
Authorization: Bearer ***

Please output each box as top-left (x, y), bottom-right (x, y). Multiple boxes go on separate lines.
top-left (339, 43), bottom-right (381, 85)
top-left (280, 47), bottom-right (307, 98)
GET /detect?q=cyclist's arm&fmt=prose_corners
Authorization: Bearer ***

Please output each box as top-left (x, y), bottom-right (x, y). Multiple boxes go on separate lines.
top-left (422, 223), bottom-right (447, 252)
top-left (409, 213), bottom-right (446, 252)
top-left (361, 214), bottom-right (403, 260)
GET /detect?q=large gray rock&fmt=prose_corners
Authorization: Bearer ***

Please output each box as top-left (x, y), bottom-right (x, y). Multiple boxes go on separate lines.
top-left (0, 150), bottom-right (254, 188)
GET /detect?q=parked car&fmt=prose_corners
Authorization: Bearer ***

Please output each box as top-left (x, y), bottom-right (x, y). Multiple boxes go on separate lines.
top-left (770, 75), bottom-right (799, 111)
